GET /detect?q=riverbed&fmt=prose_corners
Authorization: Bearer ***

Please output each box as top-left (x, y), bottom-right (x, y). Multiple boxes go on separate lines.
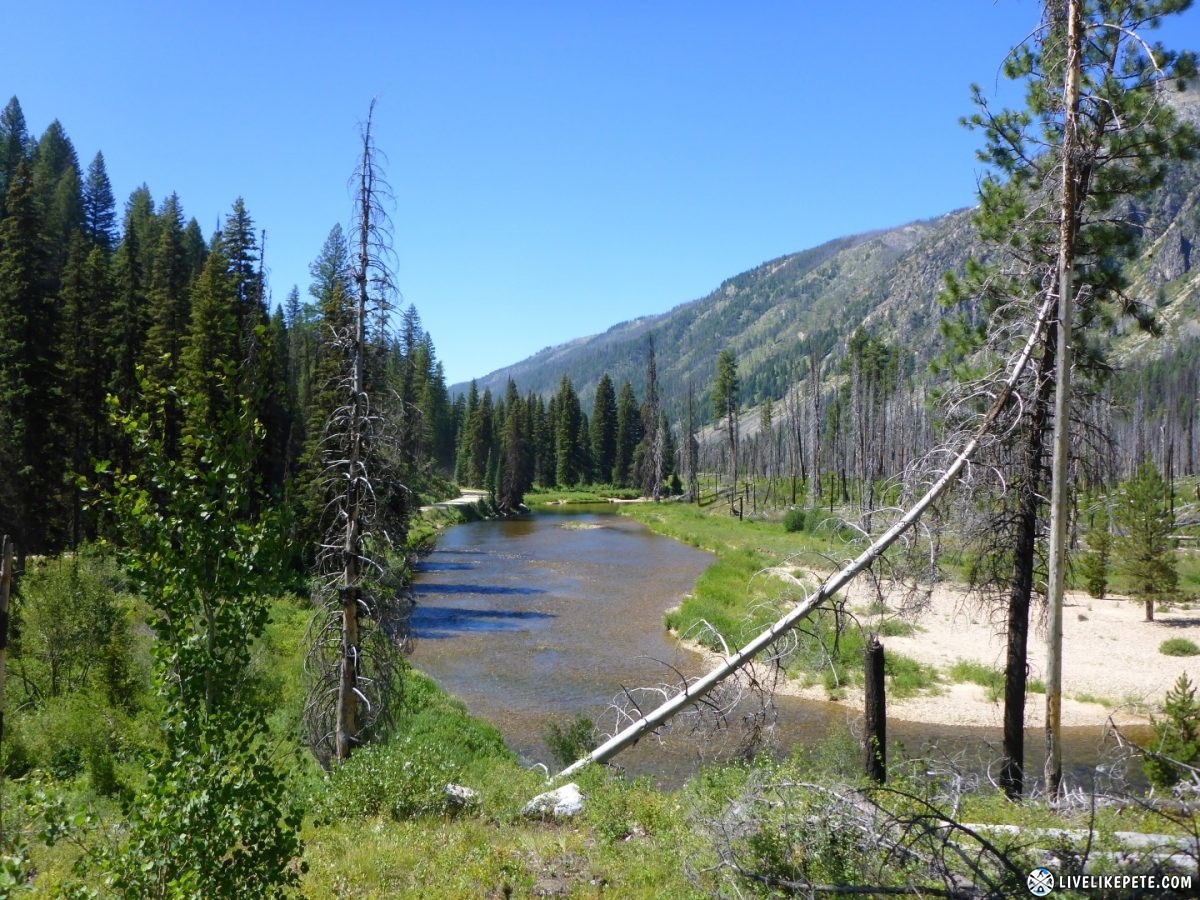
top-left (411, 507), bottom-right (1137, 788)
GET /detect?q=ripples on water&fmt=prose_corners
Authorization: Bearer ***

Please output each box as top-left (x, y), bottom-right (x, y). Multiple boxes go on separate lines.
top-left (411, 508), bottom-right (1136, 788)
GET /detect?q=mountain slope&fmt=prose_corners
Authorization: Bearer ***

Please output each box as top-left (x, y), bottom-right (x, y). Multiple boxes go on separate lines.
top-left (453, 95), bottom-right (1200, 418)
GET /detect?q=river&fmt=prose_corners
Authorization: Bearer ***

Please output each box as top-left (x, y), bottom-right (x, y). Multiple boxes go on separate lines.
top-left (410, 507), bottom-right (1138, 789)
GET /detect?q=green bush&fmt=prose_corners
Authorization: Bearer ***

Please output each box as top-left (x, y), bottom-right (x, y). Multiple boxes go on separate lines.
top-left (313, 737), bottom-right (460, 822)
top-left (1159, 637), bottom-right (1200, 657)
top-left (544, 715), bottom-right (595, 768)
top-left (1144, 673), bottom-right (1200, 788)
top-left (783, 508), bottom-right (807, 533)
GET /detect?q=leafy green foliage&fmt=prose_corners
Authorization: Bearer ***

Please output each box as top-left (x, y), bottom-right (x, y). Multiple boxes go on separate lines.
top-left (79, 384), bottom-right (304, 895)
top-left (544, 715), bottom-right (595, 768)
top-left (11, 545), bottom-right (138, 708)
top-left (1114, 461), bottom-right (1178, 620)
top-left (1078, 505), bottom-right (1112, 599)
top-left (1159, 638), bottom-right (1200, 657)
top-left (783, 507), bottom-right (807, 532)
top-left (1144, 672), bottom-right (1200, 788)
top-left (312, 671), bottom-right (512, 824)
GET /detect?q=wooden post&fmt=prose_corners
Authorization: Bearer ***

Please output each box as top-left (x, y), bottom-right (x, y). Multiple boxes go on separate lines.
top-left (864, 635), bottom-right (886, 784)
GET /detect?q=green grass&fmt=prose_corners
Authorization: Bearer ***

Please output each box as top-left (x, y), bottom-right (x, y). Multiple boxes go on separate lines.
top-left (623, 502), bottom-right (945, 698)
top-left (526, 485), bottom-right (642, 505)
top-left (947, 659), bottom-right (1045, 700)
top-left (1159, 637), bottom-right (1200, 657)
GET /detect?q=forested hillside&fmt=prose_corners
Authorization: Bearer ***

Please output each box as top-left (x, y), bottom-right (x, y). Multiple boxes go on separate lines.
top-left (0, 96), bottom-right (459, 560)
top-left (457, 89), bottom-right (1200, 486)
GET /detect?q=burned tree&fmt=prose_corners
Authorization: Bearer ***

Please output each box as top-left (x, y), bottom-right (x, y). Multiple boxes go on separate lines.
top-left (304, 101), bottom-right (412, 767)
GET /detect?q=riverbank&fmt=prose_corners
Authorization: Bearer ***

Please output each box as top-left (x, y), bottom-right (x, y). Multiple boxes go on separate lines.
top-left (742, 573), bottom-right (1200, 728)
top-left (625, 502), bottom-right (1200, 730)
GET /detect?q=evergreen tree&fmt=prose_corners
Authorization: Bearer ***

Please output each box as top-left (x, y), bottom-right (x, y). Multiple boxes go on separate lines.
top-left (0, 158), bottom-right (62, 554)
top-left (590, 373), bottom-right (617, 485)
top-left (422, 355), bottom-right (456, 475)
top-left (612, 379), bottom-right (641, 488)
top-left (1114, 460), bottom-right (1177, 621)
top-left (181, 243), bottom-right (239, 447)
top-left (57, 232), bottom-right (114, 545)
top-left (940, 0), bottom-right (1196, 798)
top-left (554, 375), bottom-right (584, 487)
top-left (0, 96), bottom-right (30, 217)
top-left (530, 393), bottom-right (555, 488)
top-left (1078, 504), bottom-right (1111, 599)
top-left (712, 348), bottom-right (740, 494)
top-left (30, 121), bottom-right (82, 276)
top-left (262, 305), bottom-right (295, 495)
top-left (297, 226), bottom-right (354, 542)
top-left (460, 386), bottom-right (494, 488)
top-left (455, 381), bottom-right (479, 484)
top-left (82, 151), bottom-right (117, 251)
top-left (141, 193), bottom-right (191, 458)
top-left (181, 216), bottom-right (208, 280)
top-left (109, 214), bottom-right (148, 412)
top-left (1144, 673), bottom-right (1200, 788)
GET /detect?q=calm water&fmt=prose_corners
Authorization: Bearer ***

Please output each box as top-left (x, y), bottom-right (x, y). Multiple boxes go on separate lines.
top-left (411, 507), bottom-right (1140, 788)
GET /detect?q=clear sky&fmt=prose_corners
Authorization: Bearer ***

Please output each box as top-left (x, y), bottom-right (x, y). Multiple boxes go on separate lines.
top-left (5, 2), bottom-right (1198, 386)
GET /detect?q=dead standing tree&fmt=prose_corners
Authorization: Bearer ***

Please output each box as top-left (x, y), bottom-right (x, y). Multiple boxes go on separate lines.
top-left (942, 0), bottom-right (1197, 800)
top-left (556, 289), bottom-right (1058, 780)
top-left (304, 101), bottom-right (412, 767)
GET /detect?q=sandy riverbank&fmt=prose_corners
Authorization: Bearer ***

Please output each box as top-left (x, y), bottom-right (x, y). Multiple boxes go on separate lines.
top-left (686, 573), bottom-right (1200, 729)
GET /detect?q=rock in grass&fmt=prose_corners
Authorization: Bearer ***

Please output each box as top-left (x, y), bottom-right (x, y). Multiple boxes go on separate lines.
top-left (444, 783), bottom-right (480, 809)
top-left (522, 782), bottom-right (584, 818)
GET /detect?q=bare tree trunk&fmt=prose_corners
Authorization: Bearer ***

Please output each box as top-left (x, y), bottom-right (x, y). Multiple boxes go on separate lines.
top-left (1002, 344), bottom-right (1054, 800)
top-left (1045, 0), bottom-right (1083, 801)
top-left (810, 351), bottom-right (822, 502)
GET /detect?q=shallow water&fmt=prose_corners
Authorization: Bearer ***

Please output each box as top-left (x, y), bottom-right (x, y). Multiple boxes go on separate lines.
top-left (411, 508), bottom-right (1143, 789)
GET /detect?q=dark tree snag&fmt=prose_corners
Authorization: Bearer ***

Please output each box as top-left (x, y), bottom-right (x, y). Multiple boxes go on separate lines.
top-left (864, 635), bottom-right (886, 784)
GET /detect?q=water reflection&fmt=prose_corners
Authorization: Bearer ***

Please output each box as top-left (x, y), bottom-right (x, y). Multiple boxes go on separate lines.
top-left (410, 509), bottom-right (1137, 789)
top-left (411, 605), bottom-right (555, 639)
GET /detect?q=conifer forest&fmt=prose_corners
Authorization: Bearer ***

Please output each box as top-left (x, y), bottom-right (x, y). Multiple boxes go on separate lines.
top-left (2, 2), bottom-right (1200, 896)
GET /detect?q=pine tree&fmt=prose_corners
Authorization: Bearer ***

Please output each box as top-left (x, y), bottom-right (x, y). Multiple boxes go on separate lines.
top-left (57, 232), bottom-right (115, 545)
top-left (940, 0), bottom-right (1197, 799)
top-left (82, 151), bottom-right (117, 251)
top-left (0, 96), bottom-right (30, 217)
top-left (639, 335), bottom-right (663, 499)
top-left (590, 373), bottom-right (617, 485)
top-left (1144, 672), bottom-right (1200, 788)
top-left (612, 379), bottom-right (641, 488)
top-left (1078, 504), bottom-right (1111, 599)
top-left (497, 379), bottom-right (531, 512)
top-left (141, 193), bottom-right (191, 458)
top-left (1114, 461), bottom-right (1177, 621)
top-left (0, 158), bottom-right (63, 554)
top-left (31, 121), bottom-right (82, 276)
top-left (554, 376), bottom-right (583, 487)
top-left (712, 348), bottom-right (740, 495)
top-left (181, 243), bottom-right (239, 446)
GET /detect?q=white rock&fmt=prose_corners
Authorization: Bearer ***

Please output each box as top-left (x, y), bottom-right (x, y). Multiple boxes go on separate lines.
top-left (444, 783), bottom-right (479, 808)
top-left (522, 782), bottom-right (584, 818)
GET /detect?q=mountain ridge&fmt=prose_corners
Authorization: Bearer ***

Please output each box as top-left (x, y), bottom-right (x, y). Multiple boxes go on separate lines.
top-left (451, 93), bottom-right (1200, 418)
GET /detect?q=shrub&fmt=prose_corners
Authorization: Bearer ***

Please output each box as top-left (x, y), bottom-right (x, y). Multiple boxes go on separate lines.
top-left (783, 508), bottom-right (807, 533)
top-left (313, 737), bottom-right (460, 822)
top-left (1159, 637), bottom-right (1200, 657)
top-left (544, 715), bottom-right (595, 768)
top-left (1144, 673), bottom-right (1200, 788)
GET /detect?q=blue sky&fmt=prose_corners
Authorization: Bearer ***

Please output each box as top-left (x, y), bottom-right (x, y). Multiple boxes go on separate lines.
top-left (6, 2), bottom-right (1198, 386)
